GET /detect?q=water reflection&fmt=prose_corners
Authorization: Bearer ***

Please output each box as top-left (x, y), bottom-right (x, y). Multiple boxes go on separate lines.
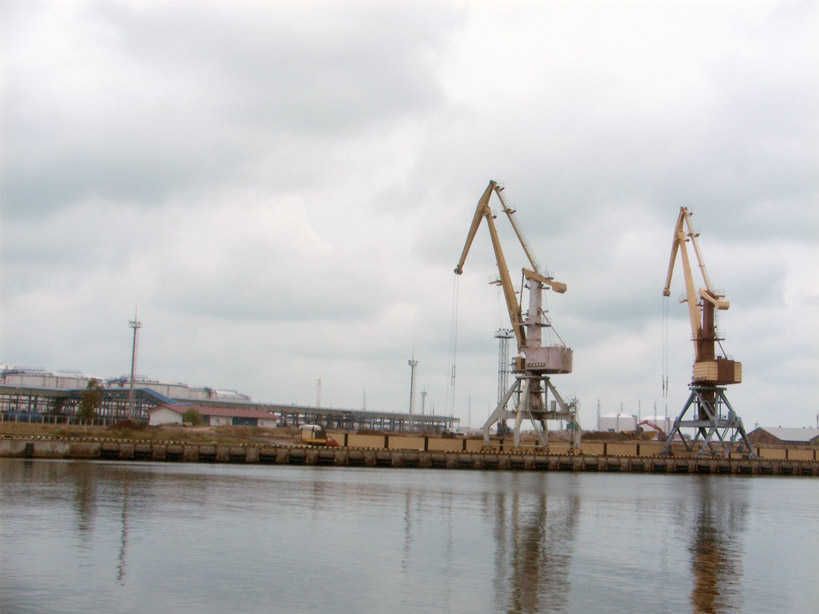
top-left (402, 489), bottom-right (413, 571)
top-left (3, 461), bottom-right (813, 614)
top-left (688, 479), bottom-right (746, 614)
top-left (72, 463), bottom-right (98, 537)
top-left (490, 477), bottom-right (579, 614)
top-left (117, 482), bottom-right (129, 584)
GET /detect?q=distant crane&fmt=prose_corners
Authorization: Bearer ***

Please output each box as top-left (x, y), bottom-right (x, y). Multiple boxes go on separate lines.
top-left (455, 181), bottom-right (580, 451)
top-left (662, 207), bottom-right (753, 457)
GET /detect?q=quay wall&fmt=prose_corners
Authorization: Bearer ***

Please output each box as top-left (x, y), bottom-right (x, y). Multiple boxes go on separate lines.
top-left (1, 437), bottom-right (817, 476)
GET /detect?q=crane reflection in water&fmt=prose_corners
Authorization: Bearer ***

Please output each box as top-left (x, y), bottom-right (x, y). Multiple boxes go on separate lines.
top-left (487, 474), bottom-right (580, 614)
top-left (688, 478), bottom-right (746, 614)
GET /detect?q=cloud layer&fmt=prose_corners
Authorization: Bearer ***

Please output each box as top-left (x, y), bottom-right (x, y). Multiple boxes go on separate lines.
top-left (2, 1), bottom-right (817, 429)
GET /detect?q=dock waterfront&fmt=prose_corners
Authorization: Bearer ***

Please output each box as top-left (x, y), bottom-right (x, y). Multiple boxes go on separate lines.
top-left (2, 436), bottom-right (817, 476)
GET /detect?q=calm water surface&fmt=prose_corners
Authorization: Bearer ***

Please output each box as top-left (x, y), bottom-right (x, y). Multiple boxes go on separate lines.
top-left (1, 459), bottom-right (817, 613)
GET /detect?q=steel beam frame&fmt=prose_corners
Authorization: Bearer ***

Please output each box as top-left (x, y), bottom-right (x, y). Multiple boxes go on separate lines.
top-left (662, 385), bottom-right (754, 457)
top-left (481, 373), bottom-right (581, 452)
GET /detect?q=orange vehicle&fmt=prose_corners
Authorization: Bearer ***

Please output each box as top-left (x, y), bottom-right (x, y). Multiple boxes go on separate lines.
top-left (299, 425), bottom-right (340, 446)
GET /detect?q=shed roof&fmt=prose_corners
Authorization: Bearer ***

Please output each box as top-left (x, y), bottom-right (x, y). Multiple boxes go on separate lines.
top-left (149, 403), bottom-right (277, 420)
top-left (754, 427), bottom-right (819, 443)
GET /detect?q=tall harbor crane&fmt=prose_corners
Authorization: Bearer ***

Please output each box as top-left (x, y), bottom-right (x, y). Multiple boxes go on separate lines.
top-left (662, 207), bottom-right (753, 456)
top-left (455, 180), bottom-right (580, 451)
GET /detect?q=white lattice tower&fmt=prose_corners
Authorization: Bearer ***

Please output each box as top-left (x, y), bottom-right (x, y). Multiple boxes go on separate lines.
top-left (495, 329), bottom-right (514, 404)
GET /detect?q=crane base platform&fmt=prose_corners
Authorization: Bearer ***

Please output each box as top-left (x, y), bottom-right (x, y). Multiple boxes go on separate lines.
top-left (662, 385), bottom-right (754, 458)
top-left (482, 373), bottom-right (580, 453)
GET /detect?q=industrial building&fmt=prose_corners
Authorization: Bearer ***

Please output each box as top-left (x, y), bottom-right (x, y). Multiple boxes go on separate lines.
top-left (0, 367), bottom-right (458, 433)
top-left (148, 404), bottom-right (280, 427)
top-left (598, 413), bottom-right (638, 433)
top-left (1, 368), bottom-right (251, 403)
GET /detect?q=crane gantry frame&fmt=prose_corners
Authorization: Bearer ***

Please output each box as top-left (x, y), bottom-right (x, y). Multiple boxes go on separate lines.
top-left (662, 207), bottom-right (753, 457)
top-left (455, 180), bottom-right (580, 451)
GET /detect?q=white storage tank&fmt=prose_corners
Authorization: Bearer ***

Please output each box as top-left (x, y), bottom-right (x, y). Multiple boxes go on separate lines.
top-left (599, 413), bottom-right (637, 432)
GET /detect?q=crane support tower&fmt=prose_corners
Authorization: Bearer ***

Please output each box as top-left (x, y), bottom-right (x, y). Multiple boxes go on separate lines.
top-left (455, 181), bottom-right (580, 451)
top-left (662, 207), bottom-right (753, 457)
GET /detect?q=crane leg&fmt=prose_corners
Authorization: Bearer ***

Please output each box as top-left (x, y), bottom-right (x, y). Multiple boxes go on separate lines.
top-left (662, 386), bottom-right (754, 458)
top-left (482, 380), bottom-right (519, 445)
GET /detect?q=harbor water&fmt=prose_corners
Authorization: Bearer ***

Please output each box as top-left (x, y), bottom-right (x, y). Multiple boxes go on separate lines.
top-left (1, 458), bottom-right (817, 613)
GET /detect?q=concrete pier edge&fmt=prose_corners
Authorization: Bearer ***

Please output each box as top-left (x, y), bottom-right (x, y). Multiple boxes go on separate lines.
top-left (1, 437), bottom-right (817, 476)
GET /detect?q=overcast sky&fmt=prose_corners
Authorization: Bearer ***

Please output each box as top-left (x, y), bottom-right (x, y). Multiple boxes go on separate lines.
top-left (2, 0), bottom-right (817, 431)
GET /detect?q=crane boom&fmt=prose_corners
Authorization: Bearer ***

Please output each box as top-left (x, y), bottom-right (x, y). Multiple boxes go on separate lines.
top-left (454, 180), bottom-right (571, 373)
top-left (455, 181), bottom-right (526, 347)
top-left (494, 184), bottom-right (540, 274)
top-left (664, 208), bottom-right (703, 343)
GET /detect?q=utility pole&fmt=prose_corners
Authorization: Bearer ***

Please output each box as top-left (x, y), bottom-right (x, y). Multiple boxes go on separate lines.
top-left (127, 311), bottom-right (142, 420)
top-left (421, 389), bottom-right (427, 415)
top-left (316, 378), bottom-right (322, 408)
top-left (408, 356), bottom-right (418, 414)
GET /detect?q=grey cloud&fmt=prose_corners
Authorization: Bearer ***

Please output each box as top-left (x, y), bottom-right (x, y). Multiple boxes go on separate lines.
top-left (1, 1), bottom-right (462, 218)
top-left (1, 1), bottom-right (816, 426)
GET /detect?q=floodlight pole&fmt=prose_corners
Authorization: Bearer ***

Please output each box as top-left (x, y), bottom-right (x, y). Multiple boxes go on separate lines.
top-left (127, 312), bottom-right (142, 420)
top-left (408, 357), bottom-right (419, 415)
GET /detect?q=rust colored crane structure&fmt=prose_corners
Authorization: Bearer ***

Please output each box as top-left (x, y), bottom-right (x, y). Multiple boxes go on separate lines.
top-left (662, 207), bottom-right (753, 457)
top-left (455, 181), bottom-right (580, 451)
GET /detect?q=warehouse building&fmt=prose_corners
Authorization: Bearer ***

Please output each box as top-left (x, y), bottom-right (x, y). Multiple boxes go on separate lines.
top-left (148, 404), bottom-right (279, 428)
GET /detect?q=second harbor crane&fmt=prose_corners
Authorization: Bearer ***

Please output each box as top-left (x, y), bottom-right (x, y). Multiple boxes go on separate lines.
top-left (455, 180), bottom-right (580, 451)
top-left (662, 207), bottom-right (753, 457)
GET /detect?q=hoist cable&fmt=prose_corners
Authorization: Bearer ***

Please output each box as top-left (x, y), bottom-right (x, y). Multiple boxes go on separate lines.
top-left (447, 273), bottom-right (460, 415)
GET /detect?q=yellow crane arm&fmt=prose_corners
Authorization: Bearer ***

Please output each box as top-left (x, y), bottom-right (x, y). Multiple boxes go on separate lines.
top-left (664, 207), bottom-right (733, 364)
top-left (523, 268), bottom-right (567, 294)
top-left (664, 208), bottom-right (705, 347)
top-left (454, 181), bottom-right (526, 349)
top-left (454, 181), bottom-right (494, 276)
top-left (496, 183), bottom-right (569, 295)
top-left (494, 184), bottom-right (540, 274)
top-left (662, 213), bottom-right (682, 298)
